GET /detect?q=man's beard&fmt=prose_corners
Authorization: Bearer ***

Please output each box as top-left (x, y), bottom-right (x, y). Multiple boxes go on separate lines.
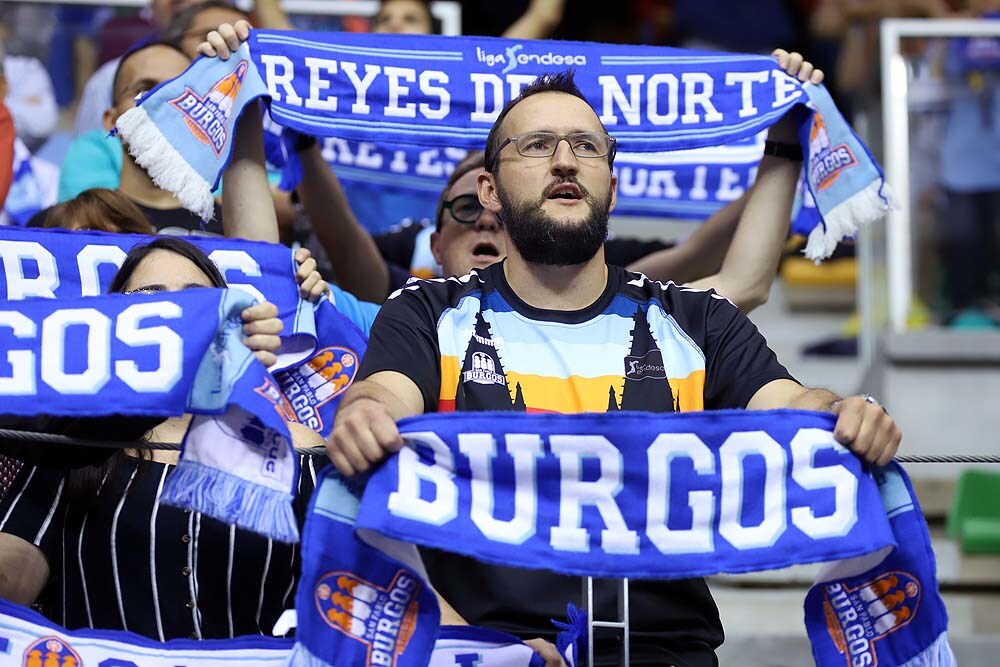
top-left (497, 179), bottom-right (611, 266)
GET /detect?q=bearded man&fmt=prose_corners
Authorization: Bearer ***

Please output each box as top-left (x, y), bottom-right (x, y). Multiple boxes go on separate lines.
top-left (329, 72), bottom-right (901, 666)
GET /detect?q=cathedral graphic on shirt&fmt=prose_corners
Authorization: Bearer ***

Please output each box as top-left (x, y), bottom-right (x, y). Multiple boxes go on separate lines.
top-left (454, 312), bottom-right (526, 411)
top-left (453, 305), bottom-right (680, 413)
top-left (612, 305), bottom-right (678, 412)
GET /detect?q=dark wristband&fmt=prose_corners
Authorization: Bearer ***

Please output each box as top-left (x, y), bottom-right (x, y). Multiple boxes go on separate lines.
top-left (293, 132), bottom-right (318, 153)
top-left (763, 140), bottom-right (804, 161)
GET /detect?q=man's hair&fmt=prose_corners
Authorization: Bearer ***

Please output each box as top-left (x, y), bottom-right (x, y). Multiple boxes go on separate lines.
top-left (483, 71), bottom-right (614, 173)
top-left (162, 0), bottom-right (247, 47)
top-left (109, 236), bottom-right (227, 293)
top-left (111, 40), bottom-right (188, 106)
top-left (45, 188), bottom-right (156, 235)
top-left (435, 151), bottom-right (486, 232)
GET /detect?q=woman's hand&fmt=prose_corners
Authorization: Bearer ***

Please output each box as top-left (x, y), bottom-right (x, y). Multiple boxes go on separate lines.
top-left (295, 247), bottom-right (331, 303)
top-left (241, 301), bottom-right (283, 367)
top-left (198, 19), bottom-right (252, 60)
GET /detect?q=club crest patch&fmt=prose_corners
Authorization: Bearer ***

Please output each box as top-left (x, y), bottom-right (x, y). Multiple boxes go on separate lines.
top-left (809, 113), bottom-right (857, 191)
top-left (169, 61), bottom-right (248, 156)
top-left (23, 636), bottom-right (82, 667)
top-left (277, 346), bottom-right (358, 432)
top-left (822, 570), bottom-right (921, 667)
top-left (315, 571), bottom-right (420, 667)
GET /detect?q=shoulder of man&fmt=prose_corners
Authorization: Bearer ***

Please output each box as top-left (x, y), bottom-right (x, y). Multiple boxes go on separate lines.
top-left (385, 266), bottom-right (490, 309)
top-left (619, 267), bottom-right (736, 311)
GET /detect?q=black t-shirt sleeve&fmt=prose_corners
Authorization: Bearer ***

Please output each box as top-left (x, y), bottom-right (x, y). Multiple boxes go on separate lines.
top-left (357, 286), bottom-right (442, 413)
top-left (702, 294), bottom-right (796, 409)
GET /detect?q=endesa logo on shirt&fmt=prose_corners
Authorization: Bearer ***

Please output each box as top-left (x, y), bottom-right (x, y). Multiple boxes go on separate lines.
top-left (822, 571), bottom-right (921, 667)
top-left (169, 61), bottom-right (248, 156)
top-left (315, 571), bottom-right (420, 667)
top-left (22, 636), bottom-right (82, 667)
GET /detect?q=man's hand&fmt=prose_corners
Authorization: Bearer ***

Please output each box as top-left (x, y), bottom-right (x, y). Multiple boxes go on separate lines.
top-left (198, 19), bottom-right (252, 59)
top-left (749, 380), bottom-right (902, 466)
top-left (328, 397), bottom-right (404, 476)
top-left (832, 395), bottom-right (901, 467)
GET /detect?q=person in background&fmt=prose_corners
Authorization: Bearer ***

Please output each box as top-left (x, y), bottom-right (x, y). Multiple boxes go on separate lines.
top-left (74, 0), bottom-right (290, 137)
top-left (42, 187), bottom-right (155, 235)
top-left (0, 37), bottom-right (57, 152)
top-left (36, 42), bottom-right (219, 234)
top-left (373, 0), bottom-right (565, 39)
top-left (0, 235), bottom-right (329, 641)
top-left (0, 97), bottom-right (14, 210)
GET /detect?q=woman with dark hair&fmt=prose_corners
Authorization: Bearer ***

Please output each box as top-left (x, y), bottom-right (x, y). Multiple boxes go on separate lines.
top-left (0, 236), bottom-right (328, 642)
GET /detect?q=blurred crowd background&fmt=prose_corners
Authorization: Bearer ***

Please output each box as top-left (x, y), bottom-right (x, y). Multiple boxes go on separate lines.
top-left (3, 0), bottom-right (1000, 331)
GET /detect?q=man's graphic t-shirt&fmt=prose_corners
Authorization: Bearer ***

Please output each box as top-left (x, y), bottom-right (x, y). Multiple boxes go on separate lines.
top-left (358, 261), bottom-right (796, 665)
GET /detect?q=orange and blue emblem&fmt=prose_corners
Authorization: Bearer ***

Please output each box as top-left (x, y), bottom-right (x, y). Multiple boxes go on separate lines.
top-left (278, 346), bottom-right (358, 433)
top-left (822, 570), bottom-right (921, 666)
top-left (169, 61), bottom-right (248, 156)
top-left (315, 570), bottom-right (420, 667)
top-left (808, 112), bottom-right (857, 191)
top-left (22, 637), bottom-right (81, 667)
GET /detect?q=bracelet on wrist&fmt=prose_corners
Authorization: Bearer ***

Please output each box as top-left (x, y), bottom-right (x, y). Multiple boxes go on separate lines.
top-left (763, 140), bottom-right (804, 161)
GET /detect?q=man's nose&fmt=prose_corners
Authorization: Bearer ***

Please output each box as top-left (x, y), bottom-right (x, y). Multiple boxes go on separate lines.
top-left (549, 138), bottom-right (580, 176)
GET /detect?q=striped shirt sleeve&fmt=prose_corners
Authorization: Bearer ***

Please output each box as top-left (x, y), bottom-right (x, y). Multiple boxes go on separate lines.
top-left (0, 464), bottom-right (66, 557)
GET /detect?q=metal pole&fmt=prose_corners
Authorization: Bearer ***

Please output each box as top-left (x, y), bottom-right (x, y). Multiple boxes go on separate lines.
top-left (583, 577), bottom-right (630, 666)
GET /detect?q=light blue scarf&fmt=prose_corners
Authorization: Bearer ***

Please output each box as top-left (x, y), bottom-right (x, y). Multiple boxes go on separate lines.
top-left (118, 31), bottom-right (893, 259)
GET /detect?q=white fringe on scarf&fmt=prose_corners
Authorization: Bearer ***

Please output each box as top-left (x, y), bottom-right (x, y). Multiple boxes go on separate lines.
top-left (804, 180), bottom-right (899, 262)
top-left (116, 105), bottom-right (216, 222)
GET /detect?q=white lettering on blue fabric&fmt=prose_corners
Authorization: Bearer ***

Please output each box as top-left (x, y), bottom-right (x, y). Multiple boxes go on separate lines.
top-left (0, 303), bottom-right (185, 395)
top-left (391, 429), bottom-right (860, 556)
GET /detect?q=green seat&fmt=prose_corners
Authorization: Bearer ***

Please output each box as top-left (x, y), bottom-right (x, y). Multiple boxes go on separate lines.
top-left (947, 470), bottom-right (1000, 554)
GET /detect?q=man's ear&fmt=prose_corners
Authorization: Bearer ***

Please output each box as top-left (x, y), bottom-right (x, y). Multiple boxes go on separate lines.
top-left (430, 230), bottom-right (444, 266)
top-left (608, 172), bottom-right (618, 213)
top-left (102, 107), bottom-right (118, 133)
top-left (478, 172), bottom-right (502, 214)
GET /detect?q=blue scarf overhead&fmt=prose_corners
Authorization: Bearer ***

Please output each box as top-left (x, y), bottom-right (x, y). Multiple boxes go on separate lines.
top-left (0, 226), bottom-right (367, 437)
top-left (118, 31), bottom-right (893, 260)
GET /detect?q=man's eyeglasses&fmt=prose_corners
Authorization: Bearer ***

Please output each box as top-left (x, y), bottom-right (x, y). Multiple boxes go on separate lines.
top-left (441, 194), bottom-right (485, 224)
top-left (495, 131), bottom-right (616, 163)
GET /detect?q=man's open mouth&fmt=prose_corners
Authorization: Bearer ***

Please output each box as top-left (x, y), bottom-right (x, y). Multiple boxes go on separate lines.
top-left (546, 183), bottom-right (583, 200)
top-left (472, 241), bottom-right (500, 257)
